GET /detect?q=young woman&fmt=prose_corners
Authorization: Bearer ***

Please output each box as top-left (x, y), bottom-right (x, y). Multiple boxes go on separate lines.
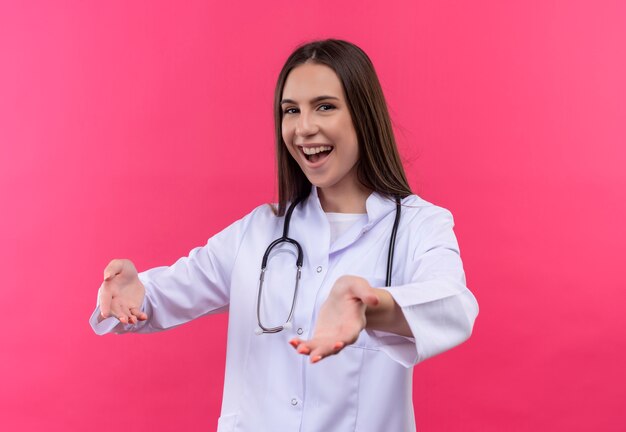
top-left (91, 39), bottom-right (478, 432)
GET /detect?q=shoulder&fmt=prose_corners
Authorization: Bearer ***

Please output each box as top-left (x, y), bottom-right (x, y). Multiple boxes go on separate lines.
top-left (219, 201), bottom-right (278, 222)
top-left (232, 202), bottom-right (280, 227)
top-left (401, 194), bottom-right (455, 227)
top-left (399, 195), bottom-right (461, 255)
top-left (209, 203), bottom-right (280, 243)
top-left (247, 202), bottom-right (282, 223)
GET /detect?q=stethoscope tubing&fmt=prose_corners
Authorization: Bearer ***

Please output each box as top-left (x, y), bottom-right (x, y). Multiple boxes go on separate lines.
top-left (256, 195), bottom-right (401, 335)
top-left (386, 196), bottom-right (402, 287)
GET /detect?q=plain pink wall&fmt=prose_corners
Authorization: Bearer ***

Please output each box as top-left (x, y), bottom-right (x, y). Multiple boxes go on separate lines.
top-left (1, 1), bottom-right (625, 430)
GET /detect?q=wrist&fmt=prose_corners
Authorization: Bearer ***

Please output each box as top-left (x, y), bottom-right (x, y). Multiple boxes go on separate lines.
top-left (365, 289), bottom-right (412, 337)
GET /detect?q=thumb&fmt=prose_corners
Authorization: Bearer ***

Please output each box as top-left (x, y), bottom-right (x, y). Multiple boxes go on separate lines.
top-left (103, 259), bottom-right (125, 281)
top-left (361, 292), bottom-right (380, 307)
top-left (352, 278), bottom-right (380, 307)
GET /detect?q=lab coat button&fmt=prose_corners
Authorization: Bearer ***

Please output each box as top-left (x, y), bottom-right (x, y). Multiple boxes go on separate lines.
top-left (291, 398), bottom-right (298, 406)
top-left (316, 266), bottom-right (322, 273)
top-left (297, 328), bottom-right (303, 335)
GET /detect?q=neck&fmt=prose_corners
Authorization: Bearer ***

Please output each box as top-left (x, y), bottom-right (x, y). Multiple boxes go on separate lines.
top-left (317, 182), bottom-right (371, 213)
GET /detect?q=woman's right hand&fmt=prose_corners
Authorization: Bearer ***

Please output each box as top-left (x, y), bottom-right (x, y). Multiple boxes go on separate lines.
top-left (98, 259), bottom-right (147, 324)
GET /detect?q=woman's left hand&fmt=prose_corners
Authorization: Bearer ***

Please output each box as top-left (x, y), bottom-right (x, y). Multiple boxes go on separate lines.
top-left (289, 275), bottom-right (380, 363)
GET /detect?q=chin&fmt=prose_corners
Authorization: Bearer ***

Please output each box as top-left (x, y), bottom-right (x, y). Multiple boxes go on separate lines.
top-left (306, 177), bottom-right (333, 190)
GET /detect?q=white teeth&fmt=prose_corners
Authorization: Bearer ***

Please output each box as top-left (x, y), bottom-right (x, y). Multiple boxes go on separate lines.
top-left (302, 146), bottom-right (332, 155)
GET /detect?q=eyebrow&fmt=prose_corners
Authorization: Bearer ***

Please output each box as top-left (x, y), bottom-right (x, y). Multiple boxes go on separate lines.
top-left (280, 95), bottom-right (340, 105)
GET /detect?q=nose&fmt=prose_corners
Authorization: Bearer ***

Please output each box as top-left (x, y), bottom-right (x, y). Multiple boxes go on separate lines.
top-left (295, 110), bottom-right (319, 137)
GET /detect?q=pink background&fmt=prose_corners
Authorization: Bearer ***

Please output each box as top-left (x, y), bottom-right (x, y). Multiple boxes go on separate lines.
top-left (1, 1), bottom-right (625, 430)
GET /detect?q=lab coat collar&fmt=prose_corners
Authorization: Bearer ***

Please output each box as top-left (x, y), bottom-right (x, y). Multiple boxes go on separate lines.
top-left (303, 187), bottom-right (400, 254)
top-left (306, 186), bottom-right (398, 227)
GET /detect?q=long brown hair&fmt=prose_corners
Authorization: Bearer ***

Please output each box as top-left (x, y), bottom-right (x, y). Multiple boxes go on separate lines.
top-left (274, 39), bottom-right (412, 215)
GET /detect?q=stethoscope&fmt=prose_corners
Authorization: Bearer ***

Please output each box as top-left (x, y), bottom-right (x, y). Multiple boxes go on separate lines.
top-left (255, 196), bottom-right (402, 335)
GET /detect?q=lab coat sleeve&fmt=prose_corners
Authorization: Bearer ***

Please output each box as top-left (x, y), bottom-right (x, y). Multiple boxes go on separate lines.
top-left (367, 207), bottom-right (479, 367)
top-left (89, 207), bottom-right (259, 335)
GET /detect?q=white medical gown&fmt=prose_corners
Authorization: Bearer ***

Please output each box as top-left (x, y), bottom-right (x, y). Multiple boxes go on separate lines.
top-left (90, 188), bottom-right (479, 432)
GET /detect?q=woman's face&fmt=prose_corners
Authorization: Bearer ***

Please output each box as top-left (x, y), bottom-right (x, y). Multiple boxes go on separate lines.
top-left (281, 63), bottom-right (360, 196)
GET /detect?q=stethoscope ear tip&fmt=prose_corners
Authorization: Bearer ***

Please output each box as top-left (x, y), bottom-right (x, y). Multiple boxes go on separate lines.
top-left (283, 322), bottom-right (293, 330)
top-left (254, 327), bottom-right (263, 335)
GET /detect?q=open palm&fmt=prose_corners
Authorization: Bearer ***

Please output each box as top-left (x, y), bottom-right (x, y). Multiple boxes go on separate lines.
top-left (290, 275), bottom-right (379, 363)
top-left (98, 259), bottom-right (147, 324)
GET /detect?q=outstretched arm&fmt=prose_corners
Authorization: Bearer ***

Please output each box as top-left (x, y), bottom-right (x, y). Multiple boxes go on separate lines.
top-left (289, 275), bottom-right (410, 363)
top-left (291, 207), bottom-right (479, 366)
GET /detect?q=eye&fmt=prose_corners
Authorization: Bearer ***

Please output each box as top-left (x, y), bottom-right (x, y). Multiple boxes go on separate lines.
top-left (318, 104), bottom-right (335, 111)
top-left (283, 107), bottom-right (299, 115)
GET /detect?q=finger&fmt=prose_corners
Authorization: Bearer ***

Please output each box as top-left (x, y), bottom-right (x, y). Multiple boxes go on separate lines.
top-left (110, 302), bottom-right (132, 324)
top-left (320, 341), bottom-right (346, 359)
top-left (332, 341), bottom-right (345, 352)
top-left (309, 343), bottom-right (335, 363)
top-left (289, 338), bottom-right (303, 349)
top-left (297, 344), bottom-right (311, 355)
top-left (130, 307), bottom-right (148, 321)
top-left (290, 338), bottom-right (312, 355)
top-left (289, 338), bottom-right (315, 356)
top-left (98, 283), bottom-right (112, 318)
top-left (103, 259), bottom-right (125, 281)
top-left (120, 304), bottom-right (134, 324)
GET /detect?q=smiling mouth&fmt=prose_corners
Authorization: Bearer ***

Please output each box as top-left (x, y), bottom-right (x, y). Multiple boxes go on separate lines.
top-left (301, 145), bottom-right (334, 163)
